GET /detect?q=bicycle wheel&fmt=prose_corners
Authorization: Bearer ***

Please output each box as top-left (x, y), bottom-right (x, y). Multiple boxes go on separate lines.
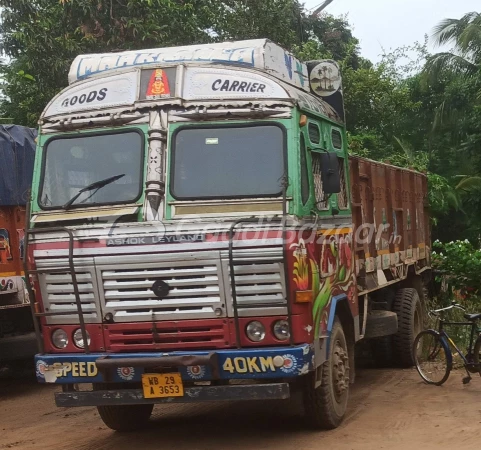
top-left (413, 330), bottom-right (452, 385)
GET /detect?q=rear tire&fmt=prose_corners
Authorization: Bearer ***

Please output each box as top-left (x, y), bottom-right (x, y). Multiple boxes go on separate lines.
top-left (303, 318), bottom-right (350, 429)
top-left (97, 404), bottom-right (154, 432)
top-left (392, 288), bottom-right (423, 367)
top-left (413, 330), bottom-right (451, 385)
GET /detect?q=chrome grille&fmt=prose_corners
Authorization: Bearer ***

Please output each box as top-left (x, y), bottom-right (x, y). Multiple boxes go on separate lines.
top-left (234, 263), bottom-right (285, 304)
top-left (37, 268), bottom-right (100, 324)
top-left (221, 248), bottom-right (287, 317)
top-left (98, 258), bottom-right (226, 322)
top-left (35, 246), bottom-right (286, 325)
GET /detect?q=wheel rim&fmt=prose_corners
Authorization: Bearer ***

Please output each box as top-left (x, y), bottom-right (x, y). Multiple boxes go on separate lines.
top-left (333, 339), bottom-right (350, 401)
top-left (415, 332), bottom-right (448, 384)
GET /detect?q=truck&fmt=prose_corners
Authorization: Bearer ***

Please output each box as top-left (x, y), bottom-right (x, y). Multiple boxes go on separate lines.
top-left (26, 39), bottom-right (430, 431)
top-left (0, 125), bottom-right (37, 368)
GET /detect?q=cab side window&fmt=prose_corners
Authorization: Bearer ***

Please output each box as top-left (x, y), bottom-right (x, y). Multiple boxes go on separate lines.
top-left (308, 122), bottom-right (321, 145)
top-left (331, 129), bottom-right (342, 149)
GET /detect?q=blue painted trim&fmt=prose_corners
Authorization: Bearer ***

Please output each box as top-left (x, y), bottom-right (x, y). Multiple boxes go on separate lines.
top-left (34, 344), bottom-right (315, 384)
top-left (326, 293), bottom-right (348, 358)
top-left (76, 50), bottom-right (257, 81)
top-left (327, 294), bottom-right (348, 333)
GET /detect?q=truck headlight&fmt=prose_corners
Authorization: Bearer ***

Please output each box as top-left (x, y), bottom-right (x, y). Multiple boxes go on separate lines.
top-left (246, 321), bottom-right (265, 342)
top-left (273, 320), bottom-right (290, 341)
top-left (73, 329), bottom-right (91, 349)
top-left (52, 329), bottom-right (68, 349)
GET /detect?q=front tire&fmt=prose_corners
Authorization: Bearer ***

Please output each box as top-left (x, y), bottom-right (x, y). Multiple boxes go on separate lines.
top-left (303, 317), bottom-right (350, 429)
top-left (97, 404), bottom-right (154, 432)
top-left (93, 383), bottom-right (153, 432)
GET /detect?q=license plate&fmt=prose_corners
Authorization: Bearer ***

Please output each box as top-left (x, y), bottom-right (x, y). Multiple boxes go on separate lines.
top-left (141, 373), bottom-right (184, 399)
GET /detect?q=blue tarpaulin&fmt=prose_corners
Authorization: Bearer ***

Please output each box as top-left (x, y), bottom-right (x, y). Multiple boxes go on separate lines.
top-left (0, 125), bottom-right (37, 206)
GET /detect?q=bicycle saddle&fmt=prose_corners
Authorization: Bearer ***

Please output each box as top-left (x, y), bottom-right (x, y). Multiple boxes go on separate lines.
top-left (464, 313), bottom-right (481, 321)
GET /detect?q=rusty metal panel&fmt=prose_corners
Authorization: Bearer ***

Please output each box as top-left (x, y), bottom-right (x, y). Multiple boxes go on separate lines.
top-left (349, 156), bottom-right (430, 291)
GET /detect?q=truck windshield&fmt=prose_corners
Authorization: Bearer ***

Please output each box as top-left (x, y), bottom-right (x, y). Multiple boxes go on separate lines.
top-left (171, 124), bottom-right (285, 199)
top-left (39, 130), bottom-right (144, 209)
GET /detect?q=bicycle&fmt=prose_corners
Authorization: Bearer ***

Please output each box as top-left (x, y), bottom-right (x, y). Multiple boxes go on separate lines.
top-left (412, 302), bottom-right (481, 386)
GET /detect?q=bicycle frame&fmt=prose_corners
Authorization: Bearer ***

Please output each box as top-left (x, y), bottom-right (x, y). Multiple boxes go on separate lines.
top-left (437, 317), bottom-right (480, 368)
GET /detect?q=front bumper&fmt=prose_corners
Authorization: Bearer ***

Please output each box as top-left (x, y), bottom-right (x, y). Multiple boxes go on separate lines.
top-left (35, 344), bottom-right (314, 384)
top-left (56, 383), bottom-right (290, 407)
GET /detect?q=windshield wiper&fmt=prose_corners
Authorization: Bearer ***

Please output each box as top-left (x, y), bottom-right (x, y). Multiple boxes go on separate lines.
top-left (63, 174), bottom-right (125, 210)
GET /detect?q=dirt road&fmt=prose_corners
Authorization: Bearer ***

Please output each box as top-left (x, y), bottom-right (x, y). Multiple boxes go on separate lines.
top-left (1, 368), bottom-right (480, 450)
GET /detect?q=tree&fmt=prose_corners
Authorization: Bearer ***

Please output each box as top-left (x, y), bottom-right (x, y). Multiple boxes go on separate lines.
top-left (210, 0), bottom-right (304, 50)
top-left (416, 12), bottom-right (481, 241)
top-left (0, 0), bottom-right (364, 127)
top-left (342, 64), bottom-right (421, 161)
top-left (0, 0), bottom-right (221, 126)
top-left (425, 12), bottom-right (481, 86)
top-left (293, 14), bottom-right (367, 71)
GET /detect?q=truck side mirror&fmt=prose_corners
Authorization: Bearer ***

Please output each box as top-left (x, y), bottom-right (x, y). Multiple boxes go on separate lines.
top-left (320, 152), bottom-right (341, 194)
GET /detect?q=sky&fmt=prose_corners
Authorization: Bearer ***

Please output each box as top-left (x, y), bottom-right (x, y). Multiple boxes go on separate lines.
top-left (303, 0), bottom-right (479, 62)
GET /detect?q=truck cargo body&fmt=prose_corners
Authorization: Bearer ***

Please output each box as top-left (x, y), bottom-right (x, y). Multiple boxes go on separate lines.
top-left (350, 156), bottom-right (430, 294)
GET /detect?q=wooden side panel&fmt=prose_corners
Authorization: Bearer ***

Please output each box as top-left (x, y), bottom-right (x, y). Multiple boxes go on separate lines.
top-left (349, 156), bottom-right (430, 293)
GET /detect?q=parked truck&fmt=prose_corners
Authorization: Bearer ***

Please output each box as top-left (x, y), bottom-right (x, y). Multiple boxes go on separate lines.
top-left (0, 125), bottom-right (37, 367)
top-left (27, 40), bottom-right (430, 431)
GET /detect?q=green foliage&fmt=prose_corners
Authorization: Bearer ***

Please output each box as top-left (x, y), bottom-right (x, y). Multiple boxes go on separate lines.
top-left (426, 12), bottom-right (481, 81)
top-left (211, 0), bottom-right (304, 50)
top-left (342, 45), bottom-right (425, 164)
top-left (432, 239), bottom-right (481, 349)
top-left (455, 175), bottom-right (481, 192)
top-left (293, 14), bottom-right (366, 69)
top-left (345, 16), bottom-right (481, 241)
top-left (428, 174), bottom-right (460, 225)
top-left (432, 240), bottom-right (481, 297)
top-left (0, 0), bottom-right (223, 126)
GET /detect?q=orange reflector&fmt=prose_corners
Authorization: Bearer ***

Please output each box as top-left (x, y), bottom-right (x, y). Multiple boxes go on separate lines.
top-left (295, 290), bottom-right (313, 303)
top-left (34, 302), bottom-right (40, 314)
top-left (299, 114), bottom-right (307, 127)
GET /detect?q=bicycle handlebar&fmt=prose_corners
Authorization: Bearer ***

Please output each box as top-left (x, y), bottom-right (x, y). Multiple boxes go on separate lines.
top-left (429, 302), bottom-right (467, 317)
